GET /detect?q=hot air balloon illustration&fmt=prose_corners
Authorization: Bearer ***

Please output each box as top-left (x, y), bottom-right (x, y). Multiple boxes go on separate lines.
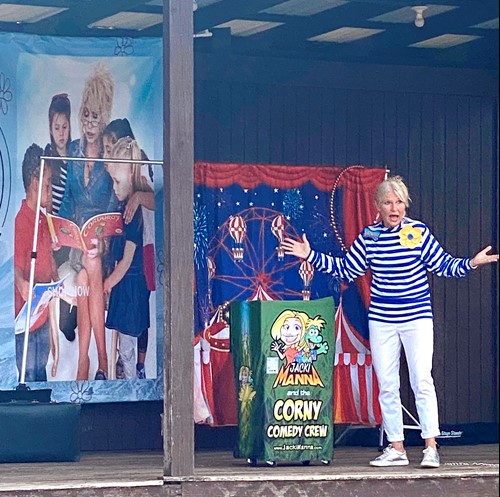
top-left (228, 215), bottom-right (247, 262)
top-left (299, 260), bottom-right (314, 301)
top-left (271, 214), bottom-right (285, 260)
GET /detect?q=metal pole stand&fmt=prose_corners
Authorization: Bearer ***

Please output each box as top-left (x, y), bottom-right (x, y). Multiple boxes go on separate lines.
top-left (334, 424), bottom-right (378, 446)
top-left (378, 404), bottom-right (421, 450)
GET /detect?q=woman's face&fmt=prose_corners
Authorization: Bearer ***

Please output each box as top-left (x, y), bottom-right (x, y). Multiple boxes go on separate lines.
top-left (103, 132), bottom-right (118, 159)
top-left (378, 190), bottom-right (406, 228)
top-left (50, 112), bottom-right (70, 154)
top-left (108, 163), bottom-right (133, 202)
top-left (81, 105), bottom-right (102, 145)
top-left (280, 317), bottom-right (303, 346)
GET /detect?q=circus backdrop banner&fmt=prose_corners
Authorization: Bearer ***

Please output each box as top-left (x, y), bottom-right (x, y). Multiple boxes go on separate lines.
top-left (193, 162), bottom-right (385, 427)
top-left (0, 32), bottom-right (163, 403)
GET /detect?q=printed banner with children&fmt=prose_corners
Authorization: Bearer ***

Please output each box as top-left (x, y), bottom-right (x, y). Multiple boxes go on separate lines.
top-left (0, 33), bottom-right (164, 403)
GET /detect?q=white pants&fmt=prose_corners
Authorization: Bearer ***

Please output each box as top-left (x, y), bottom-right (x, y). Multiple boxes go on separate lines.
top-left (369, 318), bottom-right (440, 442)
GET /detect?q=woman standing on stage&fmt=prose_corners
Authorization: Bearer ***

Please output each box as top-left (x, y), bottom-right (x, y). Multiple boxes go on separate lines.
top-left (282, 175), bottom-right (498, 468)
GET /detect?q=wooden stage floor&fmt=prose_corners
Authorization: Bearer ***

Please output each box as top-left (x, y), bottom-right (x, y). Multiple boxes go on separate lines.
top-left (0, 444), bottom-right (498, 496)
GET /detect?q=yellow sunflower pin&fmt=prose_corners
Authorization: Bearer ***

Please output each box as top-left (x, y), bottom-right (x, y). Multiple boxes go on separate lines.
top-left (399, 225), bottom-right (423, 248)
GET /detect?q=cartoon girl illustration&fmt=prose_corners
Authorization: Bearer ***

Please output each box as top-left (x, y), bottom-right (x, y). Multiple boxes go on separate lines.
top-left (270, 310), bottom-right (309, 366)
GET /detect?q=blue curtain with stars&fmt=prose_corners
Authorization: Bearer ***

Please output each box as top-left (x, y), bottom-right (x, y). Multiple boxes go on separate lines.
top-left (193, 162), bottom-right (386, 426)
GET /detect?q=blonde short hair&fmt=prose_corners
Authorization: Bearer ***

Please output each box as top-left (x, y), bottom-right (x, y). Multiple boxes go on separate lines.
top-left (375, 175), bottom-right (411, 208)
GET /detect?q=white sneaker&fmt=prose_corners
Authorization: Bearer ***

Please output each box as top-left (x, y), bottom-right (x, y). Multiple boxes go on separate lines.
top-left (420, 446), bottom-right (440, 468)
top-left (369, 444), bottom-right (409, 467)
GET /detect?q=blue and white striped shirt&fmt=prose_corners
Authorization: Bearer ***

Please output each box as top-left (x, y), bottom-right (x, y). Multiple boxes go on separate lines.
top-left (307, 217), bottom-right (473, 323)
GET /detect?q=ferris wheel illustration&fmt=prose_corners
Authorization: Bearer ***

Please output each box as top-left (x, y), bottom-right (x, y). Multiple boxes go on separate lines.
top-left (206, 207), bottom-right (315, 314)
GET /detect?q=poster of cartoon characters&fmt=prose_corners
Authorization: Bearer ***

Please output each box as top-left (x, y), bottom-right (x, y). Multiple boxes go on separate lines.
top-left (231, 297), bottom-right (335, 465)
top-left (0, 33), bottom-right (163, 403)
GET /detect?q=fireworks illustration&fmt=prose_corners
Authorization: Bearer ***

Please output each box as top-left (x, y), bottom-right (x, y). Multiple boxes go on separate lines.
top-left (194, 201), bottom-right (208, 269)
top-left (282, 189), bottom-right (304, 221)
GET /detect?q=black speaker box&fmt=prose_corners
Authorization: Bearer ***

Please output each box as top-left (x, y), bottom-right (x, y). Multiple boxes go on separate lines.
top-left (0, 388), bottom-right (52, 403)
top-left (0, 402), bottom-right (81, 463)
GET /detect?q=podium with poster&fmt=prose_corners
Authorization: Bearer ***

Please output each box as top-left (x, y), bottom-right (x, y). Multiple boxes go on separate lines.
top-left (230, 297), bottom-right (335, 466)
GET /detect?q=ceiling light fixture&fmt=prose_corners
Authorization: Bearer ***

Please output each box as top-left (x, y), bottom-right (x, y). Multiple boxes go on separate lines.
top-left (411, 6), bottom-right (428, 28)
top-left (88, 12), bottom-right (162, 31)
top-left (194, 28), bottom-right (213, 38)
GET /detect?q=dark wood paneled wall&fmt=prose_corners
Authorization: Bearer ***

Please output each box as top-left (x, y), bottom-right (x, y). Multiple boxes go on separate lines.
top-left (194, 52), bottom-right (499, 427)
top-left (80, 402), bottom-right (163, 451)
top-left (80, 53), bottom-right (497, 452)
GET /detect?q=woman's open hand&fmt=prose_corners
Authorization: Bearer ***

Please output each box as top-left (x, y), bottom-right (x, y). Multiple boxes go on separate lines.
top-left (471, 245), bottom-right (499, 268)
top-left (281, 234), bottom-right (311, 260)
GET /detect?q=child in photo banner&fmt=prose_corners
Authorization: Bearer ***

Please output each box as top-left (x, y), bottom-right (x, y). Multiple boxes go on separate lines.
top-left (104, 137), bottom-right (152, 380)
top-left (14, 144), bottom-right (59, 382)
top-left (58, 63), bottom-right (116, 381)
top-left (103, 118), bottom-right (155, 379)
top-left (44, 93), bottom-right (71, 216)
top-left (43, 93), bottom-right (78, 344)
